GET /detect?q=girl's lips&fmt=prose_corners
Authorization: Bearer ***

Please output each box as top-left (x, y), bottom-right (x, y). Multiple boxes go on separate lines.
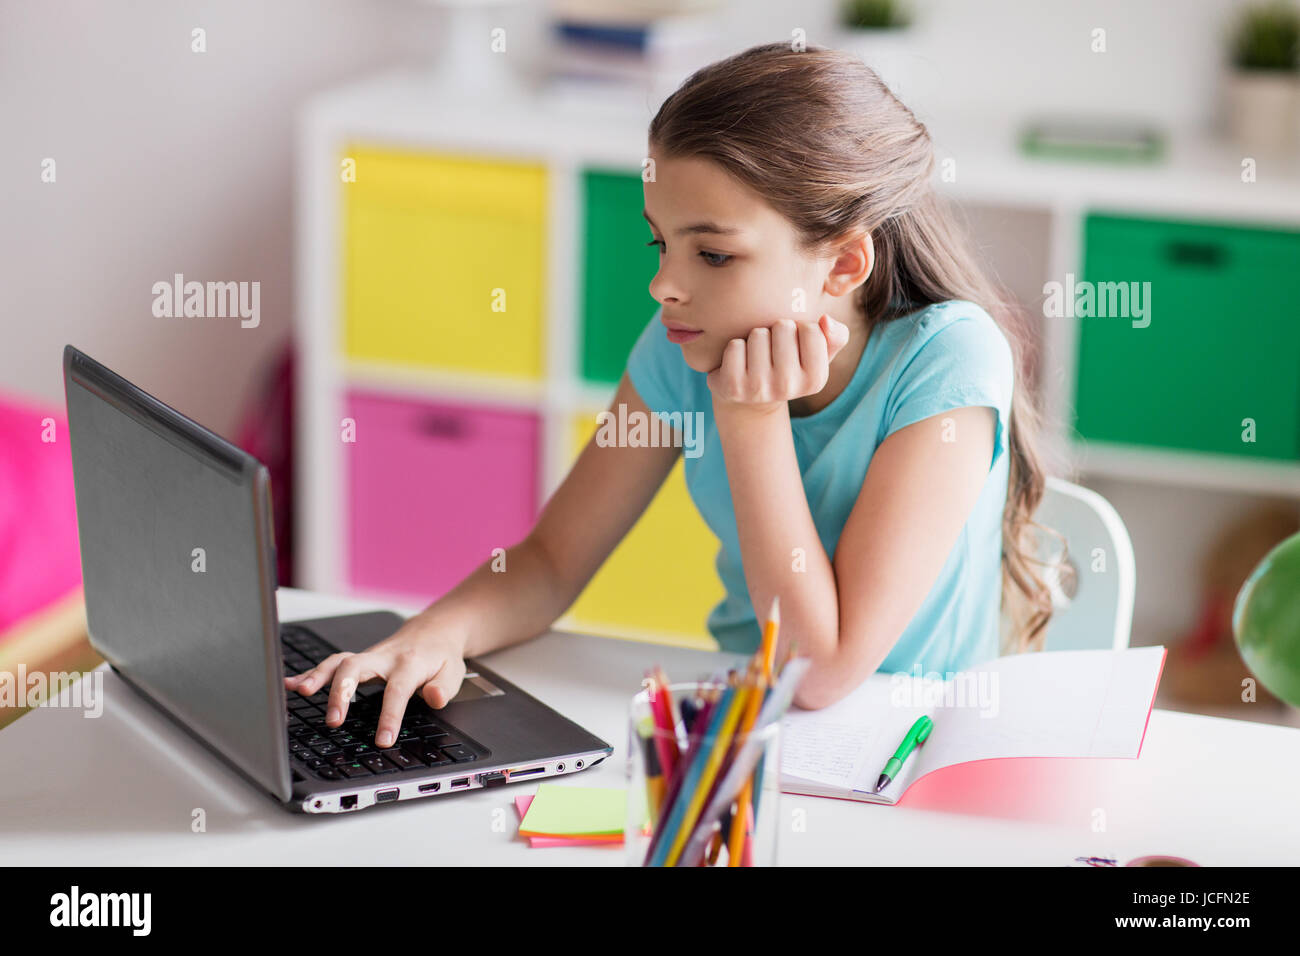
top-left (665, 327), bottom-right (703, 344)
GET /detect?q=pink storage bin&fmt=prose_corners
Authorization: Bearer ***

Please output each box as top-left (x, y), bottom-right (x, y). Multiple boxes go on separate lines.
top-left (344, 390), bottom-right (540, 603)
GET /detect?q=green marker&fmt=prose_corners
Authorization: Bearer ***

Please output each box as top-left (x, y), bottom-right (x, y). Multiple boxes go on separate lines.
top-left (873, 715), bottom-right (933, 793)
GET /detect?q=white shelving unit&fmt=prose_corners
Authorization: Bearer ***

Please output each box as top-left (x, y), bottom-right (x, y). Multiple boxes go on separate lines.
top-left (930, 114), bottom-right (1300, 498)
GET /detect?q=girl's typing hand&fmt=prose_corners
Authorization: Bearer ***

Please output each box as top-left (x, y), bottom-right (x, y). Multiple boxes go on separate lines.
top-left (282, 612), bottom-right (468, 749)
top-left (706, 314), bottom-right (850, 413)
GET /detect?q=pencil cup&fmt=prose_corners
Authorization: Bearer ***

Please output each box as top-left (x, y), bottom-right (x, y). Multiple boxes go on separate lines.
top-left (626, 681), bottom-right (781, 867)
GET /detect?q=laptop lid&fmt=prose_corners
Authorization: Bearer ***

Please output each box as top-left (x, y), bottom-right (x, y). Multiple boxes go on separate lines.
top-left (62, 345), bottom-right (292, 802)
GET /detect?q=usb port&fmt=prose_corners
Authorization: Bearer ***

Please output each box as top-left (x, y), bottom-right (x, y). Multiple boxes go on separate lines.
top-left (418, 782), bottom-right (441, 794)
top-left (376, 788), bottom-right (399, 803)
top-left (451, 777), bottom-right (470, 789)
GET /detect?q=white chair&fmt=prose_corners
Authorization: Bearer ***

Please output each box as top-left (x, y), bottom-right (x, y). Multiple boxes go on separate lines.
top-left (1032, 476), bottom-right (1136, 652)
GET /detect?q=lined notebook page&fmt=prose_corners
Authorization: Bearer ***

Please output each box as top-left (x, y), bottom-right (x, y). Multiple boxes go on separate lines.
top-left (780, 672), bottom-right (935, 793)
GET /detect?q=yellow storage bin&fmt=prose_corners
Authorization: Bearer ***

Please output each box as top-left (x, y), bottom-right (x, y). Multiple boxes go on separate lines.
top-left (561, 411), bottom-right (722, 649)
top-left (342, 147), bottom-right (547, 380)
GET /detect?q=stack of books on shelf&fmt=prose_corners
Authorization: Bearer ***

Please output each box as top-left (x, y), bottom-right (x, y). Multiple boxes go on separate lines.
top-left (543, 0), bottom-right (727, 112)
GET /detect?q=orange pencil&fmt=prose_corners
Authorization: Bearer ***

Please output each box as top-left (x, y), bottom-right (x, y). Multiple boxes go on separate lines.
top-left (777, 636), bottom-right (799, 677)
top-left (727, 667), bottom-right (768, 864)
top-left (730, 596), bottom-right (779, 864)
top-left (741, 800), bottom-right (755, 867)
top-left (706, 829), bottom-right (724, 865)
top-left (759, 596), bottom-right (780, 680)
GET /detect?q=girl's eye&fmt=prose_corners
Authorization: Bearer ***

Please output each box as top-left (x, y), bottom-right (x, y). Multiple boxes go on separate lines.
top-left (644, 239), bottom-right (730, 268)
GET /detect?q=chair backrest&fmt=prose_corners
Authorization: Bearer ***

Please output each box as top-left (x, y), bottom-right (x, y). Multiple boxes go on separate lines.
top-left (1032, 477), bottom-right (1135, 652)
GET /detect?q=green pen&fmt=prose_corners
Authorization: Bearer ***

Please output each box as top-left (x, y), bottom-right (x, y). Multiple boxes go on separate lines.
top-left (873, 715), bottom-right (933, 793)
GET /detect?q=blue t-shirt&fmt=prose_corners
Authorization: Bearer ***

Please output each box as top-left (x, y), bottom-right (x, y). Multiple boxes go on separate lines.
top-left (625, 299), bottom-right (1013, 676)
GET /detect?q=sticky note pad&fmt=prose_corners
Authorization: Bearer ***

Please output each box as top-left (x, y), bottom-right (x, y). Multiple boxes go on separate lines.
top-left (514, 796), bottom-right (622, 847)
top-left (518, 783), bottom-right (628, 837)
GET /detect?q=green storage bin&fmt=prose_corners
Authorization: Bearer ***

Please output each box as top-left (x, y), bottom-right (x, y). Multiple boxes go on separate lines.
top-left (1074, 214), bottom-right (1300, 461)
top-left (580, 169), bottom-right (661, 384)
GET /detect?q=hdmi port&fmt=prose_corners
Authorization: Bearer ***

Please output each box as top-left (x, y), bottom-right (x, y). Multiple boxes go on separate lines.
top-left (418, 782), bottom-right (441, 793)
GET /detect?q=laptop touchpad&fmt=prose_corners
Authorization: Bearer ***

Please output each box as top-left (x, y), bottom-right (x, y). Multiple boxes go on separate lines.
top-left (449, 673), bottom-right (505, 703)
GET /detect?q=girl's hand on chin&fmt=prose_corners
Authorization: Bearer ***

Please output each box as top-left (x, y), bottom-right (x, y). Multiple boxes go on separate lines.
top-left (707, 314), bottom-right (850, 413)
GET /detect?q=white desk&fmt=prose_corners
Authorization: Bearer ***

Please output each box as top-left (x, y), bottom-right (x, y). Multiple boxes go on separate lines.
top-left (2, 588), bottom-right (1297, 865)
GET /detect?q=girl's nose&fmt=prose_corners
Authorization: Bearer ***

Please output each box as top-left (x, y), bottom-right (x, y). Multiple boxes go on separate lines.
top-left (649, 269), bottom-right (685, 306)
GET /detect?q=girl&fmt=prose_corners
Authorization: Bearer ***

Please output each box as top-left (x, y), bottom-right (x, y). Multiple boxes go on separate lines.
top-left (287, 42), bottom-right (1054, 746)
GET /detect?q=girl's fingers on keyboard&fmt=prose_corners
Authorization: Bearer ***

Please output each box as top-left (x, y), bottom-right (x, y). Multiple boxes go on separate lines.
top-left (420, 655), bottom-right (467, 710)
top-left (325, 654), bottom-right (387, 726)
top-left (375, 664), bottom-right (427, 748)
top-left (288, 653), bottom-right (347, 696)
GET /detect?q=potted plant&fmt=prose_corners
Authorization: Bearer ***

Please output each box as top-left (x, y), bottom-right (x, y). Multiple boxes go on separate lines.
top-left (836, 0), bottom-right (919, 102)
top-left (1224, 1), bottom-right (1300, 149)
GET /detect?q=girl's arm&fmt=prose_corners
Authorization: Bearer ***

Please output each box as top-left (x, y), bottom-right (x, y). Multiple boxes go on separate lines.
top-left (710, 317), bottom-right (994, 710)
top-left (290, 373), bottom-right (682, 744)
top-left (448, 371), bottom-right (684, 658)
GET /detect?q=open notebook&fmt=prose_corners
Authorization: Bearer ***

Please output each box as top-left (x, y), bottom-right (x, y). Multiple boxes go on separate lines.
top-left (779, 646), bottom-right (1166, 804)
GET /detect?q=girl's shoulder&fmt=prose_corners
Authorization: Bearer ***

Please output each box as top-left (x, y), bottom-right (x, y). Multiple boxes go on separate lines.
top-left (875, 300), bottom-right (1016, 451)
top-left (901, 298), bottom-right (1001, 336)
top-left (885, 299), bottom-right (1011, 368)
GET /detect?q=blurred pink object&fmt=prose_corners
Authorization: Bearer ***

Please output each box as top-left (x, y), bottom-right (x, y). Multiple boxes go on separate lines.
top-left (0, 393), bottom-right (83, 637)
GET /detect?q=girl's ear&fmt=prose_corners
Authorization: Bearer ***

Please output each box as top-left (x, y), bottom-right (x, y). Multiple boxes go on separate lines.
top-left (826, 230), bottom-right (874, 295)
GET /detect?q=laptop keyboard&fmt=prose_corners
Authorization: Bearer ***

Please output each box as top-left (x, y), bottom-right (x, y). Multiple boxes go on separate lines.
top-left (280, 625), bottom-right (488, 782)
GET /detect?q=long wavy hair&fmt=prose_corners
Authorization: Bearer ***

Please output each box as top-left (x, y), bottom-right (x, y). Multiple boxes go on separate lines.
top-left (648, 41), bottom-right (1060, 654)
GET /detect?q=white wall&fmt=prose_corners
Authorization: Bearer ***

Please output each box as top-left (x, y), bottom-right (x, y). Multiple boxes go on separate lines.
top-left (1, 0), bottom-right (1252, 431)
top-left (724, 0), bottom-right (1244, 134)
top-left (0, 0), bottom-right (449, 432)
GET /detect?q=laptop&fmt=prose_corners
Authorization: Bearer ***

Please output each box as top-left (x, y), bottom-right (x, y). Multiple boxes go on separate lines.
top-left (62, 345), bottom-right (612, 813)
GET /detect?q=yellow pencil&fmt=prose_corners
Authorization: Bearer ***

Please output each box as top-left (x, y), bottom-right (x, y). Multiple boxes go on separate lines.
top-left (705, 671), bottom-right (741, 864)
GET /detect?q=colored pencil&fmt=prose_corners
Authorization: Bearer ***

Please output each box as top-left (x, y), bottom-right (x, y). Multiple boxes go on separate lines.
top-left (639, 602), bottom-right (808, 866)
top-left (726, 596), bottom-right (779, 863)
top-left (645, 672), bottom-right (679, 789)
top-left (676, 656), bottom-right (810, 867)
top-left (644, 683), bottom-right (732, 866)
top-left (636, 715), bottom-right (664, 827)
top-left (661, 678), bottom-right (752, 866)
top-left (641, 683), bottom-right (722, 865)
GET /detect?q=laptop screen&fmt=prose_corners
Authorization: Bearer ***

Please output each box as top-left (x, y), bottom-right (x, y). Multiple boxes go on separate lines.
top-left (62, 346), bottom-right (291, 802)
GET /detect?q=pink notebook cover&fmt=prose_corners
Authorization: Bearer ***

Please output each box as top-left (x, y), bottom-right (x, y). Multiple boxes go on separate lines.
top-left (781, 647), bottom-right (1168, 826)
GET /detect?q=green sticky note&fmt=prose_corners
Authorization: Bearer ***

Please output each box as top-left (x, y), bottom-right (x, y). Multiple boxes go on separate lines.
top-left (518, 784), bottom-right (628, 837)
